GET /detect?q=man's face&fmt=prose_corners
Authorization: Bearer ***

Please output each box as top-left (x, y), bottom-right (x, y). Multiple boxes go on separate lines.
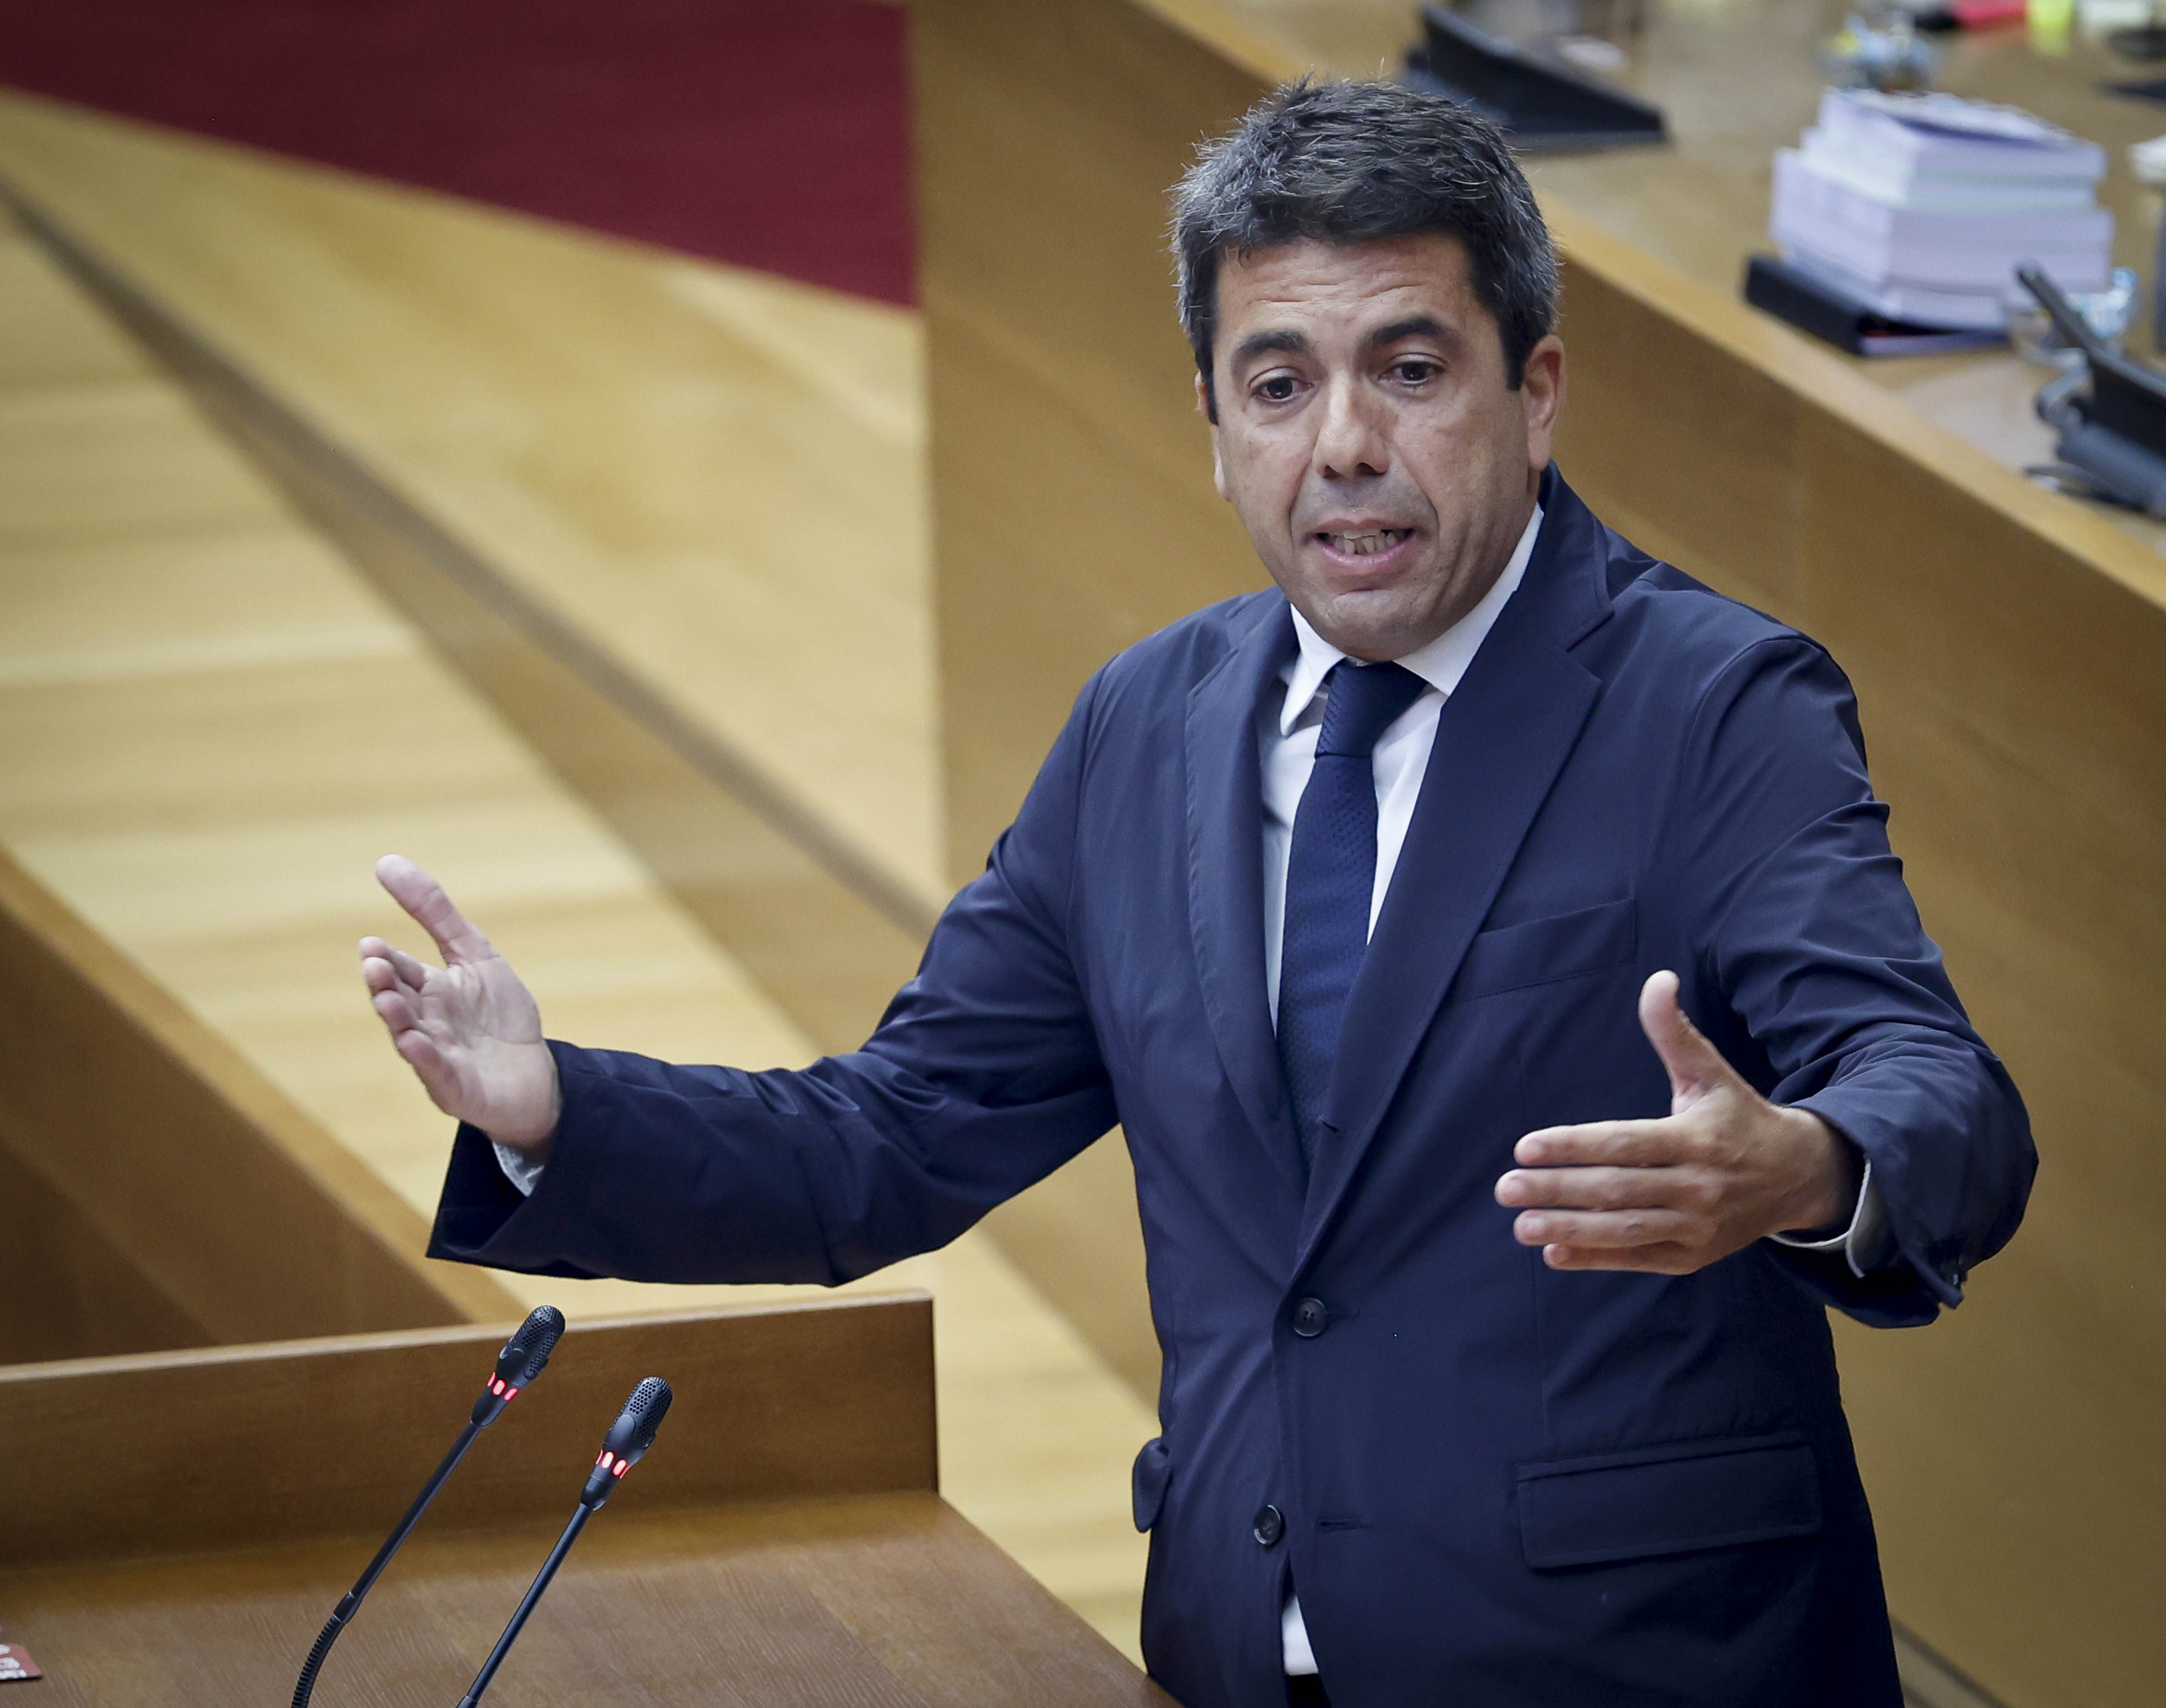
top-left (1203, 234), bottom-right (1564, 661)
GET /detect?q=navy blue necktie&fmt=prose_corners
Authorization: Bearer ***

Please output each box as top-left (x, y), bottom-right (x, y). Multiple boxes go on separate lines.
top-left (1277, 659), bottom-right (1428, 1167)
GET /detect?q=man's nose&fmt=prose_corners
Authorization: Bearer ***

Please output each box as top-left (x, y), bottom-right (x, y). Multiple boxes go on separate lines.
top-left (1312, 375), bottom-right (1390, 480)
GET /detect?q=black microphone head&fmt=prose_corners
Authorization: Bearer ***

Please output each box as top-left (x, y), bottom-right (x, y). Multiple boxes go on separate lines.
top-left (606, 1376), bottom-right (672, 1458)
top-left (583, 1377), bottom-right (671, 1508)
top-left (493, 1306), bottom-right (565, 1391)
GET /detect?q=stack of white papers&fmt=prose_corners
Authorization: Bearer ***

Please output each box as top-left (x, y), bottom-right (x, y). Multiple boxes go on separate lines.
top-left (1770, 89), bottom-right (2112, 329)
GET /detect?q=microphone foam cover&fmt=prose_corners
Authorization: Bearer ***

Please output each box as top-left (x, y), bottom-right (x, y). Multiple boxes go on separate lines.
top-left (621, 1377), bottom-right (672, 1454)
top-left (497, 1305), bottom-right (566, 1386)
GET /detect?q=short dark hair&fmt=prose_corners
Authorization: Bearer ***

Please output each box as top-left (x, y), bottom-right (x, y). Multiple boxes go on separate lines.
top-left (1171, 79), bottom-right (1558, 415)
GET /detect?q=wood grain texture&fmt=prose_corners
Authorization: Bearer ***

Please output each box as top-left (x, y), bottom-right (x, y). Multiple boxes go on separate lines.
top-left (914, 4), bottom-right (2166, 1704)
top-left (6, 179), bottom-right (938, 1055)
top-left (0, 1300), bottom-right (936, 1568)
top-left (0, 1135), bottom-right (210, 1364)
top-left (0, 174), bottom-right (1156, 1658)
top-left (0, 99), bottom-right (1166, 1423)
top-left (911, 0), bottom-right (1270, 878)
top-left (0, 87), bottom-right (944, 905)
top-left (0, 1495), bottom-right (1164, 1708)
top-left (0, 847), bottom-right (520, 1348)
top-left (0, 199), bottom-right (818, 1295)
top-left (0, 1302), bottom-right (1164, 1705)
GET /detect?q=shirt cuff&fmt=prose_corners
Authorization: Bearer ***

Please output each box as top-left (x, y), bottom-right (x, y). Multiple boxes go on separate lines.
top-left (1769, 1158), bottom-right (1890, 1278)
top-left (493, 1140), bottom-right (546, 1198)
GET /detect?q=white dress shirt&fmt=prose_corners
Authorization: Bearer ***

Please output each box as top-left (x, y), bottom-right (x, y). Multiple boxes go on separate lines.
top-left (497, 502), bottom-right (1884, 1680)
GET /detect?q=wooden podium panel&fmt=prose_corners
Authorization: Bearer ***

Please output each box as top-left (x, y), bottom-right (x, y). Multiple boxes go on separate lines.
top-left (0, 848), bottom-right (519, 1364)
top-left (11, 1496), bottom-right (1149, 1708)
top-left (0, 1300), bottom-right (1166, 1706)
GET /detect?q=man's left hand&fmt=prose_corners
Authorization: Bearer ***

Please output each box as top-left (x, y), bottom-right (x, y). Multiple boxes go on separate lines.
top-left (1493, 970), bottom-right (1860, 1273)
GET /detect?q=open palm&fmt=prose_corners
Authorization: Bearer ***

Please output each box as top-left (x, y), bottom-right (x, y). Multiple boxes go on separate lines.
top-left (358, 855), bottom-right (560, 1151)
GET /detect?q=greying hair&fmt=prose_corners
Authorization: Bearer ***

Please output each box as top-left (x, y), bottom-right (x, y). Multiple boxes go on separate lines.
top-left (1171, 80), bottom-right (1558, 415)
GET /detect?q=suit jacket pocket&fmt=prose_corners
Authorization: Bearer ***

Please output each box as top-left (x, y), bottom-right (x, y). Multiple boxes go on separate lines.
top-left (1132, 1436), bottom-right (1171, 1533)
top-left (1515, 1431), bottom-right (1822, 1569)
top-left (1451, 898), bottom-right (1637, 1004)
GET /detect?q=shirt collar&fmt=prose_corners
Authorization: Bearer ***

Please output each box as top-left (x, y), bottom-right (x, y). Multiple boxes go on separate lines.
top-left (1278, 501), bottom-right (1544, 737)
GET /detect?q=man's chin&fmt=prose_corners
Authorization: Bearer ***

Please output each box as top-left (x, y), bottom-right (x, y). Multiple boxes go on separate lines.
top-left (1301, 588), bottom-right (1436, 662)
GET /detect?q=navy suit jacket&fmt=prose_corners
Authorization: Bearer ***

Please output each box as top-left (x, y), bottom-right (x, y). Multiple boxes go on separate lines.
top-left (432, 469), bottom-right (2032, 1708)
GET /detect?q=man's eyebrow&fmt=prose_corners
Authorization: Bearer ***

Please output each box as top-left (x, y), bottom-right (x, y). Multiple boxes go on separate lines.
top-left (1228, 328), bottom-right (1313, 368)
top-left (1365, 314), bottom-right (1457, 351)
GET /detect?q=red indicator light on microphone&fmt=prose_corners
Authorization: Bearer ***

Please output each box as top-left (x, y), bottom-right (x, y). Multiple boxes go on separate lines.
top-left (596, 1450), bottom-right (615, 1471)
top-left (503, 1386), bottom-right (519, 1400)
top-left (613, 1460), bottom-right (629, 1477)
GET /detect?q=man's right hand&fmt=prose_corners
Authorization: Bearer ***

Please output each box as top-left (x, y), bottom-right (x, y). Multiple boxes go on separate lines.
top-left (359, 855), bottom-right (561, 1156)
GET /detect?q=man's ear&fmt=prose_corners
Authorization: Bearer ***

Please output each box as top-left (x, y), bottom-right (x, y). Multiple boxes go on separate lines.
top-left (1197, 372), bottom-right (1229, 501)
top-left (1518, 335), bottom-right (1567, 475)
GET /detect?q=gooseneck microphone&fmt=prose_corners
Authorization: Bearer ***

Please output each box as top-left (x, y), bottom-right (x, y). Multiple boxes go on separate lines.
top-left (453, 1377), bottom-right (673, 1708)
top-left (291, 1306), bottom-right (566, 1708)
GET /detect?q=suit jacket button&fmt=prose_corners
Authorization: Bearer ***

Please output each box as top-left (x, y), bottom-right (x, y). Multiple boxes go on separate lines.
top-left (1292, 1297), bottom-right (1329, 1338)
top-left (1253, 1504), bottom-right (1285, 1548)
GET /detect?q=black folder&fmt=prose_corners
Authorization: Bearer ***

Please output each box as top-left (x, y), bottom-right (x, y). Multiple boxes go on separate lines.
top-left (1404, 3), bottom-right (1666, 152)
top-left (1743, 253), bottom-right (2008, 357)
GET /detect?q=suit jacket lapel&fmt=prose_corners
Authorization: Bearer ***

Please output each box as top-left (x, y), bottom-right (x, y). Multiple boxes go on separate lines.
top-left (1186, 597), bottom-right (1307, 1195)
top-left (1298, 472), bottom-right (1614, 1263)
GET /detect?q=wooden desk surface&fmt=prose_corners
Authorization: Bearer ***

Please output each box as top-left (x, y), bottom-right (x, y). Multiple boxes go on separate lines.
top-left (1, 1494), bottom-right (1160, 1708)
top-left (0, 1302), bottom-right (1163, 1706)
top-left (1207, 0), bottom-right (2166, 296)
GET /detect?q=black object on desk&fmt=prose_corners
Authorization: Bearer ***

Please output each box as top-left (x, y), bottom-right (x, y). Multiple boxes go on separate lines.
top-left (2018, 261), bottom-right (2166, 513)
top-left (1743, 254), bottom-right (2008, 357)
top-left (1404, 3), bottom-right (1666, 151)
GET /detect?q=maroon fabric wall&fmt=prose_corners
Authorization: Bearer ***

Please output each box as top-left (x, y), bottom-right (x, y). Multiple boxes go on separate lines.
top-left (0, 0), bottom-right (915, 304)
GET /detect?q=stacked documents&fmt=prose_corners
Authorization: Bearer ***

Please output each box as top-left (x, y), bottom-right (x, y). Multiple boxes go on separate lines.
top-left (1770, 89), bottom-right (2112, 330)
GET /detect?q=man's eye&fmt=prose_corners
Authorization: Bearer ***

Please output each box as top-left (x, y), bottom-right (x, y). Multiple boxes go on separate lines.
top-left (1254, 375), bottom-right (1300, 402)
top-left (1392, 360), bottom-right (1441, 384)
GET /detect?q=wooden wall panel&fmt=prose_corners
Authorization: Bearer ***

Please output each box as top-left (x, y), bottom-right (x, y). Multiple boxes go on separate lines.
top-left (0, 1134), bottom-right (209, 1364)
top-left (0, 849), bottom-right (520, 1355)
top-left (912, 0), bottom-right (1270, 876)
top-left (0, 1298), bottom-right (937, 1568)
top-left (1, 180), bottom-right (1160, 1425)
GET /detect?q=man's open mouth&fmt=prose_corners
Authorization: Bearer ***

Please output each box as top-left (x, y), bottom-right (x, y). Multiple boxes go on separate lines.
top-left (1317, 528), bottom-right (1412, 557)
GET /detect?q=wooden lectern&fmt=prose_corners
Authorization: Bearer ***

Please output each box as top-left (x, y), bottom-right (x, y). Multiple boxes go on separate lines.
top-left (0, 1298), bottom-right (1167, 1705)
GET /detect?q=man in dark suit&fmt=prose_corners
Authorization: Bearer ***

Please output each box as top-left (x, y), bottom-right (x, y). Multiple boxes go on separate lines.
top-left (361, 81), bottom-right (2031, 1708)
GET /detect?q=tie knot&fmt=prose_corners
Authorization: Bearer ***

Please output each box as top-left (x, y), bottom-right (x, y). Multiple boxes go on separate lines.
top-left (1315, 660), bottom-right (1426, 757)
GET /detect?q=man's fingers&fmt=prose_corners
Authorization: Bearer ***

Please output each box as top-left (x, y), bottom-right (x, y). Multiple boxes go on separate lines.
top-left (1542, 1241), bottom-right (1700, 1274)
top-left (388, 1026), bottom-right (461, 1113)
top-left (372, 986), bottom-right (420, 1036)
top-left (375, 854), bottom-right (492, 966)
top-left (1511, 1207), bottom-right (1693, 1250)
top-left (1638, 970), bottom-right (1741, 1101)
top-left (386, 944), bottom-right (434, 987)
top-left (1497, 1165), bottom-right (1704, 1212)
top-left (360, 953), bottom-right (399, 997)
top-left (1514, 1119), bottom-right (1681, 1168)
